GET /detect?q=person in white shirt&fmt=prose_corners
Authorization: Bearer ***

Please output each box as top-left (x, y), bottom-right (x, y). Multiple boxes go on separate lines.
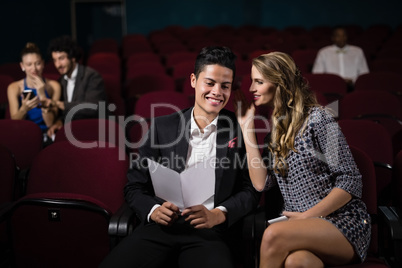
top-left (100, 46), bottom-right (260, 268)
top-left (46, 36), bottom-right (106, 137)
top-left (312, 26), bottom-right (369, 87)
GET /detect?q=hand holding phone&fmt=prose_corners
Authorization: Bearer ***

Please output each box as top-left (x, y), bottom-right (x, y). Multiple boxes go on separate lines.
top-left (22, 90), bottom-right (35, 100)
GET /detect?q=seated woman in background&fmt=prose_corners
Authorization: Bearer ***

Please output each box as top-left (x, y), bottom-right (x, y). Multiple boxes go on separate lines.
top-left (7, 42), bottom-right (61, 137)
top-left (235, 52), bottom-right (370, 268)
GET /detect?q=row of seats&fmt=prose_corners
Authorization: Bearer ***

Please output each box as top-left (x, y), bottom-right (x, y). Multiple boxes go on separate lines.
top-left (1, 120), bottom-right (401, 267)
top-left (0, 83), bottom-right (400, 200)
top-left (0, 24), bottom-right (401, 120)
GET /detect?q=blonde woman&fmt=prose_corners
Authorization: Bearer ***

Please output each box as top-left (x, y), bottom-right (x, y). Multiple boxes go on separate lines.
top-left (7, 42), bottom-right (61, 133)
top-left (235, 52), bottom-right (370, 268)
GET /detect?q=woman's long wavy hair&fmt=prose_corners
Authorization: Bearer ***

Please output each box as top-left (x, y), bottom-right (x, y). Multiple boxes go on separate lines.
top-left (252, 52), bottom-right (319, 176)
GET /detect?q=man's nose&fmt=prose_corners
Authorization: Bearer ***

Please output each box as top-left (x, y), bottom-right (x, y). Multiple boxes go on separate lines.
top-left (211, 85), bottom-right (222, 96)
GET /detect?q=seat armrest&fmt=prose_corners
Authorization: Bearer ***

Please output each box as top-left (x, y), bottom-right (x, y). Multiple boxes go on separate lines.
top-left (378, 206), bottom-right (402, 267)
top-left (242, 206), bottom-right (266, 268)
top-left (109, 202), bottom-right (137, 237)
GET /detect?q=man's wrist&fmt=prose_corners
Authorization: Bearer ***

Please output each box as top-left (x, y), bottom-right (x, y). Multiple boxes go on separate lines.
top-left (213, 207), bottom-right (227, 225)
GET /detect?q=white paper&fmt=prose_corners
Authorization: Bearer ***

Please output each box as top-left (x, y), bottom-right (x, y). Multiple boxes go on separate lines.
top-left (147, 159), bottom-right (215, 211)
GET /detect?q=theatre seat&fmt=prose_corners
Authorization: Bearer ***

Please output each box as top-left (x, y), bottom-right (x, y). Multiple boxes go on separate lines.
top-left (5, 141), bottom-right (130, 268)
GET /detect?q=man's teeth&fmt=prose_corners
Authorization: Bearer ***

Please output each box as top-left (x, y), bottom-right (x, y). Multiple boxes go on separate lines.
top-left (208, 98), bottom-right (221, 103)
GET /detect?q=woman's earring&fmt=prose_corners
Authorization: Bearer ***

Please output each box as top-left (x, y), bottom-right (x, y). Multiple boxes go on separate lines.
top-left (22, 68), bottom-right (25, 72)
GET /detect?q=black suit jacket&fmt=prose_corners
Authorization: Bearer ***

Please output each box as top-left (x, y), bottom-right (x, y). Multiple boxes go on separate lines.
top-left (59, 65), bottom-right (106, 120)
top-left (125, 108), bottom-right (260, 228)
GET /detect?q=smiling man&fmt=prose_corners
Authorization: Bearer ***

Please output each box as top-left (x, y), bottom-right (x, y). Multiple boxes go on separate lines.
top-left (46, 36), bottom-right (106, 136)
top-left (100, 46), bottom-right (260, 268)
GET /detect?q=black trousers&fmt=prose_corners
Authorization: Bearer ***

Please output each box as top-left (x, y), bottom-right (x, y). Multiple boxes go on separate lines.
top-left (99, 217), bottom-right (235, 268)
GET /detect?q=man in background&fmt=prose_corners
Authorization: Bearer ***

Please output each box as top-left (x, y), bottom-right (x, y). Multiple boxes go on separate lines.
top-left (312, 26), bottom-right (369, 89)
top-left (46, 35), bottom-right (106, 136)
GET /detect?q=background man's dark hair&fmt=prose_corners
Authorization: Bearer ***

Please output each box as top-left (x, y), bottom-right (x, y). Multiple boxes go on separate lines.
top-left (194, 46), bottom-right (237, 80)
top-left (48, 35), bottom-right (82, 61)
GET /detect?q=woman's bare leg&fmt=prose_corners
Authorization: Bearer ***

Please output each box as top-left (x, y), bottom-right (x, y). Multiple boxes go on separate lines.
top-left (259, 218), bottom-right (357, 268)
top-left (284, 250), bottom-right (324, 268)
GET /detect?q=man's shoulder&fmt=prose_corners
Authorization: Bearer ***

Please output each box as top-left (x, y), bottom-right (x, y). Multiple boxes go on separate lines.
top-left (154, 107), bottom-right (192, 124)
top-left (346, 45), bottom-right (364, 53)
top-left (318, 45), bottom-right (335, 54)
top-left (79, 64), bottom-right (102, 78)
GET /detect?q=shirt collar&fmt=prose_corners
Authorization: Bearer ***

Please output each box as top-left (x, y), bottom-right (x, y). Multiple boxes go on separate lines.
top-left (64, 63), bottom-right (79, 81)
top-left (334, 44), bottom-right (348, 53)
top-left (190, 108), bottom-right (218, 137)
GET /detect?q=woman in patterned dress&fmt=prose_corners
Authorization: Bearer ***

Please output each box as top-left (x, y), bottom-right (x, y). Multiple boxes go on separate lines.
top-left (235, 52), bottom-right (371, 268)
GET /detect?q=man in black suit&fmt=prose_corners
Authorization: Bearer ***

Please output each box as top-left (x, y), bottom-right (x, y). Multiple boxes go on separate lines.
top-left (100, 46), bottom-right (260, 268)
top-left (46, 36), bottom-right (106, 136)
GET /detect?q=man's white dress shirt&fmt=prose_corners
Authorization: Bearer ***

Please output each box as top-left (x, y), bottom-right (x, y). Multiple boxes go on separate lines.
top-left (312, 45), bottom-right (369, 83)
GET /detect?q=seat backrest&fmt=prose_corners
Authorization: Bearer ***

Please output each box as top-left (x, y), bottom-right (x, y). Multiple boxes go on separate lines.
top-left (11, 141), bottom-right (128, 267)
top-left (54, 118), bottom-right (125, 150)
top-left (125, 62), bottom-right (167, 82)
top-left (0, 62), bottom-right (24, 80)
top-left (164, 51), bottom-right (196, 70)
top-left (87, 52), bottom-right (121, 79)
top-left (291, 49), bottom-right (318, 74)
top-left (0, 119), bottom-right (43, 169)
top-left (393, 150), bottom-right (402, 208)
top-left (303, 73), bottom-right (348, 102)
top-left (0, 74), bottom-right (13, 104)
top-left (27, 141), bottom-right (129, 213)
top-left (354, 72), bottom-right (402, 94)
top-left (338, 119), bottom-right (394, 205)
top-left (338, 119), bottom-right (393, 165)
top-left (0, 145), bottom-right (17, 204)
top-left (340, 90), bottom-right (401, 120)
top-left (89, 38), bottom-right (119, 55)
top-left (349, 145), bottom-right (378, 254)
top-left (134, 90), bottom-right (190, 119)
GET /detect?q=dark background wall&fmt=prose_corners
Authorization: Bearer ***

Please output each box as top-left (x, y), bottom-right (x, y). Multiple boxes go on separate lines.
top-left (1, 0), bottom-right (401, 64)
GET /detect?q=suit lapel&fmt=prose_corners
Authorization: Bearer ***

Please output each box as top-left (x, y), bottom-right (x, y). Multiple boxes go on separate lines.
top-left (71, 65), bottom-right (83, 102)
top-left (215, 112), bottom-right (234, 193)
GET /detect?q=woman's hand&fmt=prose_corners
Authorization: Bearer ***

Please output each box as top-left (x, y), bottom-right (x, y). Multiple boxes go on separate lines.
top-left (21, 92), bottom-right (39, 111)
top-left (31, 75), bottom-right (46, 99)
top-left (282, 211), bottom-right (310, 220)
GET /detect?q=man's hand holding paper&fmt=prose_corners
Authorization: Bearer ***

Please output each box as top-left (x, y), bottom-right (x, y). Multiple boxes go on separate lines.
top-left (147, 158), bottom-right (215, 212)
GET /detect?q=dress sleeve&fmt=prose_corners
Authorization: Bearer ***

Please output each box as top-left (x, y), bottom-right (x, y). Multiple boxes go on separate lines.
top-left (311, 108), bottom-right (363, 198)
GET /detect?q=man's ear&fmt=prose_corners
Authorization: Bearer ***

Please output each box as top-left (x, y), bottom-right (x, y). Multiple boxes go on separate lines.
top-left (190, 73), bottom-right (196, 89)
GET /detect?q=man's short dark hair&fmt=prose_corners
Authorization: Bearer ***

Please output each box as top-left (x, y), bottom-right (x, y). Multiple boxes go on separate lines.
top-left (48, 35), bottom-right (82, 61)
top-left (194, 46), bottom-right (237, 80)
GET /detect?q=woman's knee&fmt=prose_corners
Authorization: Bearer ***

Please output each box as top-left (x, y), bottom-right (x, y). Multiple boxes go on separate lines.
top-left (260, 224), bottom-right (287, 251)
top-left (284, 251), bottom-right (324, 268)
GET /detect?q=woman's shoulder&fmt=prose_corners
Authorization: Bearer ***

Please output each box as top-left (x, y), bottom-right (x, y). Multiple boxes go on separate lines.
top-left (307, 106), bottom-right (337, 126)
top-left (7, 79), bottom-right (23, 93)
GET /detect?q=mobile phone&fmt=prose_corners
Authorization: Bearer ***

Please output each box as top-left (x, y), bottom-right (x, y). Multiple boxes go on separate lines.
top-left (22, 90), bottom-right (35, 100)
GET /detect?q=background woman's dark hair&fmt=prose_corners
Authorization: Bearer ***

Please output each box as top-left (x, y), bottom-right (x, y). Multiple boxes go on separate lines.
top-left (194, 46), bottom-right (237, 79)
top-left (20, 42), bottom-right (42, 60)
top-left (48, 35), bottom-right (82, 61)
